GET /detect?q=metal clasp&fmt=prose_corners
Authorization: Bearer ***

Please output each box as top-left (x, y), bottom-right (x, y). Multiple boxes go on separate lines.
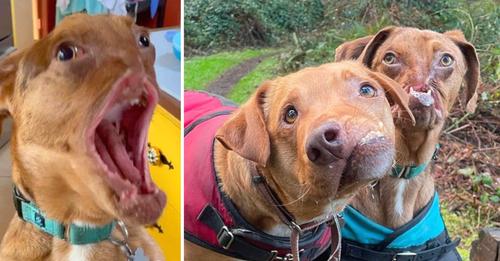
top-left (392, 251), bottom-right (417, 261)
top-left (109, 220), bottom-right (134, 259)
top-left (289, 221), bottom-right (302, 234)
top-left (217, 226), bottom-right (235, 250)
top-left (270, 249), bottom-right (304, 261)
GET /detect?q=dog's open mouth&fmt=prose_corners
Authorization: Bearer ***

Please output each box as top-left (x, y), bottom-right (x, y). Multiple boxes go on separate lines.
top-left (88, 72), bottom-right (166, 224)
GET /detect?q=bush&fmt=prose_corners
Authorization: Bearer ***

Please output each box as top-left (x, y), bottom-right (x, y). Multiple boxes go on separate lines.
top-left (283, 0), bottom-right (499, 85)
top-left (184, 0), bottom-right (324, 52)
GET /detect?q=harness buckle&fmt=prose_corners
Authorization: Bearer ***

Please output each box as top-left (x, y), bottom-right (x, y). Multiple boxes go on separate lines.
top-left (270, 249), bottom-right (304, 261)
top-left (217, 226), bottom-right (235, 250)
top-left (392, 251), bottom-right (417, 261)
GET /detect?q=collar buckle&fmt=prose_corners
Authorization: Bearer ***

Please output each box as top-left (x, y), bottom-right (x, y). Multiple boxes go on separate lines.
top-left (392, 251), bottom-right (417, 261)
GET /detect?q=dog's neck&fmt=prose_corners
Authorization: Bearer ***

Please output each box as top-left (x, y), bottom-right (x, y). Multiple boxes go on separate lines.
top-left (351, 125), bottom-right (442, 228)
top-left (214, 141), bottom-right (340, 237)
top-left (214, 142), bottom-right (290, 236)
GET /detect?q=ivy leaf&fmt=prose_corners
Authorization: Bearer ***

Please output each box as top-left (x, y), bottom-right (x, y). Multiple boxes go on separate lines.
top-left (458, 167), bottom-right (474, 176)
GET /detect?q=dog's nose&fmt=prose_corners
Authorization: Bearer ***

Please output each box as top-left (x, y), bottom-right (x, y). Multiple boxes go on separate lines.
top-left (306, 122), bottom-right (346, 165)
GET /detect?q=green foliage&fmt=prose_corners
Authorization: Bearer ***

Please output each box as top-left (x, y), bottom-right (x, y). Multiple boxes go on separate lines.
top-left (279, 0), bottom-right (499, 85)
top-left (184, 49), bottom-right (273, 90)
top-left (441, 205), bottom-right (478, 260)
top-left (185, 0), bottom-right (324, 51)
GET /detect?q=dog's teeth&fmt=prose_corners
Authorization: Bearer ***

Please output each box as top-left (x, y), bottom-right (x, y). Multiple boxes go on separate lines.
top-left (426, 89), bottom-right (432, 95)
top-left (105, 104), bottom-right (126, 121)
top-left (130, 98), bottom-right (140, 106)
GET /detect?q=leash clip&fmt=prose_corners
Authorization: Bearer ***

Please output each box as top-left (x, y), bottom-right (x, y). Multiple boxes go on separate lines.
top-left (217, 226), bottom-right (235, 250)
top-left (392, 251), bottom-right (416, 261)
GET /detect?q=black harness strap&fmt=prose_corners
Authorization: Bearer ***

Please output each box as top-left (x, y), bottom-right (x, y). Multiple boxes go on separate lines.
top-left (342, 238), bottom-right (460, 261)
top-left (198, 204), bottom-right (285, 261)
top-left (184, 110), bottom-right (234, 136)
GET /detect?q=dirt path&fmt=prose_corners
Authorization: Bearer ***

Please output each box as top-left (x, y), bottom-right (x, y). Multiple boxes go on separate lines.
top-left (206, 53), bottom-right (275, 96)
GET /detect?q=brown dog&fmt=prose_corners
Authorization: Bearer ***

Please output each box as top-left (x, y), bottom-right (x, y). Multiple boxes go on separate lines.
top-left (0, 14), bottom-right (166, 260)
top-left (335, 27), bottom-right (479, 259)
top-left (184, 61), bottom-right (414, 260)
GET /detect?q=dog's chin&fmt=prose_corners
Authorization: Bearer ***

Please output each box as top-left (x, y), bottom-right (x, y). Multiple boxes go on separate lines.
top-left (86, 71), bottom-right (166, 225)
top-left (397, 89), bottom-right (445, 131)
top-left (338, 134), bottom-right (394, 196)
top-left (307, 132), bottom-right (394, 205)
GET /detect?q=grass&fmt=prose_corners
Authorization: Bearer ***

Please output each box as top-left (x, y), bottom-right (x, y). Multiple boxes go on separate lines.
top-left (184, 49), bottom-right (274, 90)
top-left (228, 56), bottom-right (280, 104)
top-left (441, 204), bottom-right (485, 260)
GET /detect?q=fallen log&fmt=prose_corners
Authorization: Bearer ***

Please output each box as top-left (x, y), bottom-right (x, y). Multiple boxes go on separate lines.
top-left (471, 227), bottom-right (500, 261)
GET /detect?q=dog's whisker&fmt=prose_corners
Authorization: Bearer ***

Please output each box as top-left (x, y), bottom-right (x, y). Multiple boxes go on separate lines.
top-left (277, 185), bottom-right (312, 207)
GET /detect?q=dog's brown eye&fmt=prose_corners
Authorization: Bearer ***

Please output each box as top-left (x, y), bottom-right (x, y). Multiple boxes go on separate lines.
top-left (383, 53), bottom-right (397, 65)
top-left (284, 106), bottom-right (298, 124)
top-left (139, 35), bottom-right (150, 47)
top-left (440, 54), bottom-right (454, 67)
top-left (359, 85), bottom-right (377, 98)
top-left (56, 44), bottom-right (79, 61)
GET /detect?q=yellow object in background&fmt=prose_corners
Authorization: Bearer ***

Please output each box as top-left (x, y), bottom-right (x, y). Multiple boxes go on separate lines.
top-left (147, 106), bottom-right (181, 261)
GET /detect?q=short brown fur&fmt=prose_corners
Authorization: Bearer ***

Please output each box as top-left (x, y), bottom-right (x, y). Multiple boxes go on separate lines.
top-left (0, 14), bottom-right (164, 260)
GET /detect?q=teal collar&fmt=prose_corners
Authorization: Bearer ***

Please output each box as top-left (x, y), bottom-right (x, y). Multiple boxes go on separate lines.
top-left (390, 144), bottom-right (440, 179)
top-left (13, 187), bottom-right (115, 245)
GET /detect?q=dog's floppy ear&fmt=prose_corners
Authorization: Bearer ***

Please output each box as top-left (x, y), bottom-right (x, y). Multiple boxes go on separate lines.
top-left (369, 70), bottom-right (416, 125)
top-left (334, 35), bottom-right (373, 62)
top-left (444, 30), bottom-right (480, 113)
top-left (0, 52), bottom-right (22, 137)
top-left (216, 82), bottom-right (271, 167)
top-left (0, 52), bottom-right (21, 111)
top-left (358, 26), bottom-right (396, 68)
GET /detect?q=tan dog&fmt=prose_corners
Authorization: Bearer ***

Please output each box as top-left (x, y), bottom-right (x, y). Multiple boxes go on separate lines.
top-left (0, 14), bottom-right (166, 260)
top-left (335, 27), bottom-right (479, 259)
top-left (184, 61), bottom-right (415, 260)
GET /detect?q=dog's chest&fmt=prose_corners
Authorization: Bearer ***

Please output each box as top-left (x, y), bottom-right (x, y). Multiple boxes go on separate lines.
top-left (67, 245), bottom-right (94, 261)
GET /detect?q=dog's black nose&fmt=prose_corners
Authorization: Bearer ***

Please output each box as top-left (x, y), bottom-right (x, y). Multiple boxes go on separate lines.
top-left (306, 122), bottom-right (346, 165)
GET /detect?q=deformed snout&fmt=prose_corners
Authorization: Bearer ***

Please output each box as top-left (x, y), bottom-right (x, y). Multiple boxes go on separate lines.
top-left (306, 122), bottom-right (350, 165)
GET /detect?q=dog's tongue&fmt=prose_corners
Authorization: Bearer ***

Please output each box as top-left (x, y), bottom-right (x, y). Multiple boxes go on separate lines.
top-left (96, 120), bottom-right (142, 184)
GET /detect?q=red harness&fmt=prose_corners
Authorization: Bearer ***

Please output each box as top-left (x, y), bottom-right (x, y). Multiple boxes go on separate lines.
top-left (184, 91), bottom-right (339, 261)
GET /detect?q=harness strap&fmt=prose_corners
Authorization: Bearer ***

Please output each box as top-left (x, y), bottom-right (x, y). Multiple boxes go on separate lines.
top-left (251, 167), bottom-right (341, 261)
top-left (342, 238), bottom-right (460, 261)
top-left (198, 204), bottom-right (281, 261)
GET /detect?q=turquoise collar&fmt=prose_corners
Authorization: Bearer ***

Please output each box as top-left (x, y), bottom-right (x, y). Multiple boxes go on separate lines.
top-left (390, 144), bottom-right (440, 179)
top-left (13, 187), bottom-right (115, 245)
